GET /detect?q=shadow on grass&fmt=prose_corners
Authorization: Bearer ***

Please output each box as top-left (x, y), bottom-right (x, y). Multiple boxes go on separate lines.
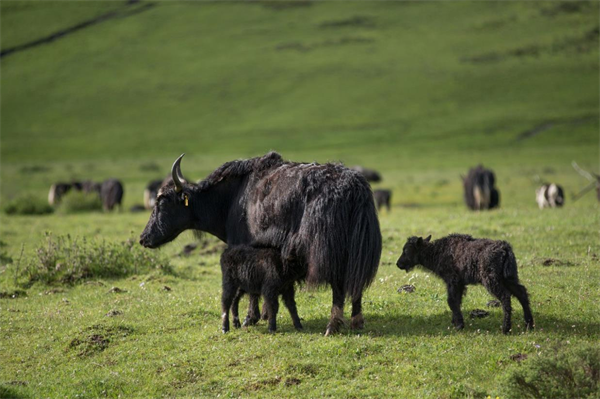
top-left (294, 312), bottom-right (600, 337)
top-left (0, 385), bottom-right (29, 399)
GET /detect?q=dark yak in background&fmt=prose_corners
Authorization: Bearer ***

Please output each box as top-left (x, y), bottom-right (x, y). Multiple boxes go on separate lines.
top-left (48, 182), bottom-right (73, 205)
top-left (350, 165), bottom-right (382, 183)
top-left (463, 165), bottom-right (500, 211)
top-left (140, 152), bottom-right (382, 335)
top-left (144, 179), bottom-right (163, 210)
top-left (373, 189), bottom-right (392, 212)
top-left (100, 179), bottom-right (124, 211)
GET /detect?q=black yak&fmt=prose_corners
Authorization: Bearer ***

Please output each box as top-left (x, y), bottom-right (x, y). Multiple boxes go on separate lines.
top-left (396, 234), bottom-right (534, 334)
top-left (220, 245), bottom-right (304, 333)
top-left (536, 183), bottom-right (565, 209)
top-left (140, 152), bottom-right (382, 335)
top-left (100, 179), bottom-right (124, 211)
top-left (349, 165), bottom-right (382, 183)
top-left (463, 165), bottom-right (500, 210)
top-left (373, 189), bottom-right (392, 212)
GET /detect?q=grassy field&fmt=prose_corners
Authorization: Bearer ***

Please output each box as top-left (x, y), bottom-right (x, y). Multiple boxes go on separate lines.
top-left (1, 1), bottom-right (599, 398)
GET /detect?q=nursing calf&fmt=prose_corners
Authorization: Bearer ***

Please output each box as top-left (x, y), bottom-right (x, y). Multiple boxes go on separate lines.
top-left (396, 234), bottom-right (534, 334)
top-left (220, 245), bottom-right (305, 333)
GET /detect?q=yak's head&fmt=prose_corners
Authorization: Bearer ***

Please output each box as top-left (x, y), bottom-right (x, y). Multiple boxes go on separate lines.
top-left (396, 235), bottom-right (431, 272)
top-left (140, 154), bottom-right (195, 249)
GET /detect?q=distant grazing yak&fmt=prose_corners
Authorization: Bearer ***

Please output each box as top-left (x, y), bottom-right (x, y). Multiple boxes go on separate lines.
top-left (536, 183), bottom-right (564, 209)
top-left (350, 165), bottom-right (382, 183)
top-left (100, 179), bottom-right (124, 211)
top-left (140, 152), bottom-right (382, 335)
top-left (373, 189), bottom-right (392, 212)
top-left (463, 165), bottom-right (500, 210)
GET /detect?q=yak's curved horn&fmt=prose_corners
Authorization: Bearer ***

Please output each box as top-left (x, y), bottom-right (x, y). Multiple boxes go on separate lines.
top-left (171, 153), bottom-right (186, 192)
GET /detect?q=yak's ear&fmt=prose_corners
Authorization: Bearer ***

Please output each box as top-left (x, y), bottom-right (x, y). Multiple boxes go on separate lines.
top-left (424, 235), bottom-right (432, 243)
top-left (417, 237), bottom-right (423, 246)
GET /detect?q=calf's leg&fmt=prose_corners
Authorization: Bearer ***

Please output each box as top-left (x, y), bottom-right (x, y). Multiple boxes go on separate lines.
top-left (505, 280), bottom-right (534, 330)
top-left (446, 282), bottom-right (465, 330)
top-left (231, 288), bottom-right (245, 329)
top-left (281, 285), bottom-right (303, 331)
top-left (221, 281), bottom-right (237, 333)
top-left (242, 294), bottom-right (261, 327)
top-left (263, 291), bottom-right (280, 333)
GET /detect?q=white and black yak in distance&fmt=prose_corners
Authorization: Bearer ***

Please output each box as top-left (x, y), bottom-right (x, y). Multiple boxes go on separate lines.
top-left (139, 152), bottom-right (382, 335)
top-left (536, 183), bottom-right (565, 209)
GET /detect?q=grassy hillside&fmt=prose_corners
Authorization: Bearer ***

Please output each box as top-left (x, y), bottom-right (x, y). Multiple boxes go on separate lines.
top-left (1, 1), bottom-right (599, 398)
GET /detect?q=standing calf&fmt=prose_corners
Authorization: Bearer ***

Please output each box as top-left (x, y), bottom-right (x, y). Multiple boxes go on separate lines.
top-left (396, 234), bottom-right (534, 334)
top-left (373, 189), bottom-right (392, 212)
top-left (220, 245), bottom-right (305, 333)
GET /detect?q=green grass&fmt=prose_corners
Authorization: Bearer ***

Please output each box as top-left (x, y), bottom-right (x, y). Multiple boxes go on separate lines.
top-left (1, 1), bottom-right (599, 398)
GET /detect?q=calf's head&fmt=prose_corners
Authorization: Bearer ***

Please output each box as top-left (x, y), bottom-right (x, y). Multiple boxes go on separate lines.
top-left (140, 154), bottom-right (194, 248)
top-left (396, 235), bottom-right (431, 272)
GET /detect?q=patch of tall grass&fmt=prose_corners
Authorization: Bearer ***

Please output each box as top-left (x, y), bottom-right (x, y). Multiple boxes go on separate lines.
top-left (21, 232), bottom-right (173, 285)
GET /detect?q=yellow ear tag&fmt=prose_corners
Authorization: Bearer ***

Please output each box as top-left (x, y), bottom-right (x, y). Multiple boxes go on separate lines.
top-left (184, 194), bottom-right (189, 207)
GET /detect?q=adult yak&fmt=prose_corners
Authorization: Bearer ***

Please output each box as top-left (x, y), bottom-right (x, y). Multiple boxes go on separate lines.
top-left (139, 152), bottom-right (382, 335)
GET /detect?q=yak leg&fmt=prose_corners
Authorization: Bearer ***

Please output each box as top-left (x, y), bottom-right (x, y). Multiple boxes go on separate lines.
top-left (221, 282), bottom-right (237, 333)
top-left (263, 292), bottom-right (280, 333)
top-left (231, 288), bottom-right (245, 329)
top-left (505, 280), bottom-right (534, 331)
top-left (242, 294), bottom-right (261, 327)
top-left (281, 285), bottom-right (303, 331)
top-left (446, 282), bottom-right (465, 330)
top-left (350, 293), bottom-right (364, 330)
top-left (487, 283), bottom-right (512, 334)
top-left (325, 283), bottom-right (345, 336)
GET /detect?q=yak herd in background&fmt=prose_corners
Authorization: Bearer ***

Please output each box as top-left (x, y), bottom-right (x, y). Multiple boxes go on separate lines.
top-left (46, 159), bottom-right (599, 214)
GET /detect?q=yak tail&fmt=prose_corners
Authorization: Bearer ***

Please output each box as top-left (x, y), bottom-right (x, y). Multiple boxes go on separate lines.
top-left (343, 193), bottom-right (382, 299)
top-left (503, 247), bottom-right (519, 280)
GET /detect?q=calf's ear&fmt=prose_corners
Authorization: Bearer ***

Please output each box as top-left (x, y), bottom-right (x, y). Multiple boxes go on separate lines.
top-left (424, 235), bottom-right (432, 242)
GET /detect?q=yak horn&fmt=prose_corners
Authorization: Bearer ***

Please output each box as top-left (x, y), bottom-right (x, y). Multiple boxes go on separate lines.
top-left (171, 153), bottom-right (186, 192)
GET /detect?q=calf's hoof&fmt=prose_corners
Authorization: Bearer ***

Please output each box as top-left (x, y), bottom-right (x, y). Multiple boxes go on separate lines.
top-left (294, 322), bottom-right (304, 331)
top-left (454, 322), bottom-right (464, 331)
top-left (222, 327), bottom-right (229, 334)
top-left (350, 313), bottom-right (365, 330)
top-left (233, 318), bottom-right (241, 329)
top-left (242, 316), bottom-right (259, 327)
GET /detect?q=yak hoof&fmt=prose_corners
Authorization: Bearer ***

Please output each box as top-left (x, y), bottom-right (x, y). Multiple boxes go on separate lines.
top-left (324, 319), bottom-right (344, 336)
top-left (242, 316), bottom-right (258, 327)
top-left (222, 328), bottom-right (229, 334)
top-left (454, 323), bottom-right (464, 331)
top-left (233, 318), bottom-right (241, 329)
top-left (350, 313), bottom-right (365, 330)
top-left (294, 322), bottom-right (304, 331)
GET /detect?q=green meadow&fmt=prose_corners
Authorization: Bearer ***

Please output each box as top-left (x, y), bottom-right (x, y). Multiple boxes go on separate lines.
top-left (1, 1), bottom-right (599, 398)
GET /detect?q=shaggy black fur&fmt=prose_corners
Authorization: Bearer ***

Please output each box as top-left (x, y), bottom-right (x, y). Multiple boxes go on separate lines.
top-left (463, 165), bottom-right (500, 210)
top-left (396, 234), bottom-right (534, 334)
top-left (373, 189), bottom-right (392, 212)
top-left (140, 152), bottom-right (382, 335)
top-left (220, 244), bottom-right (305, 333)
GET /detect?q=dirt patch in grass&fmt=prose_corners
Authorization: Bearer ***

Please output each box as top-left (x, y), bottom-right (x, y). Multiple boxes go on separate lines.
top-left (105, 310), bottom-right (123, 317)
top-left (68, 324), bottom-right (133, 357)
top-left (510, 353), bottom-right (528, 362)
top-left (0, 290), bottom-right (27, 299)
top-left (276, 36), bottom-right (375, 52)
top-left (540, 258), bottom-right (574, 267)
top-left (397, 284), bottom-right (416, 294)
top-left (108, 286), bottom-right (127, 293)
top-left (470, 309), bottom-right (490, 318)
top-left (462, 26), bottom-right (599, 64)
top-left (319, 15), bottom-right (375, 29)
top-left (487, 300), bottom-right (501, 308)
